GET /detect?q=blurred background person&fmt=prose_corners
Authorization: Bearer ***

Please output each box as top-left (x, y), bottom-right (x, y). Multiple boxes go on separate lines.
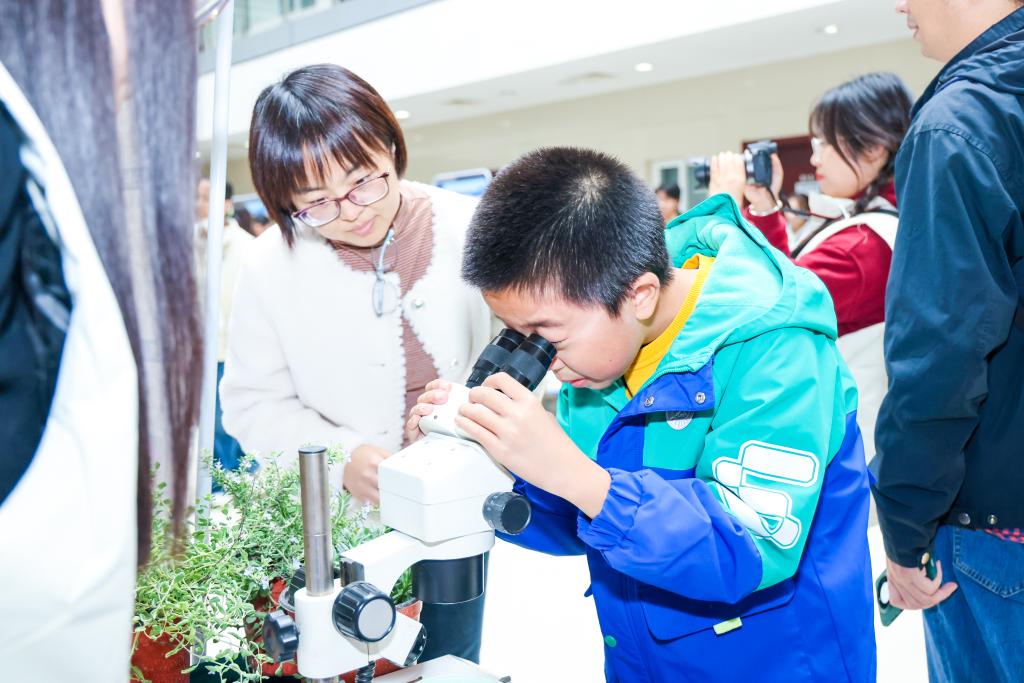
top-left (235, 203), bottom-right (272, 237)
top-left (0, 1), bottom-right (203, 680)
top-left (194, 177), bottom-right (251, 474)
top-left (220, 64), bottom-right (492, 663)
top-left (655, 182), bottom-right (681, 223)
top-left (709, 71), bottom-right (914, 460)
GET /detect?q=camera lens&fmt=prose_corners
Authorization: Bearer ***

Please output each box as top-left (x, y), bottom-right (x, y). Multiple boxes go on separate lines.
top-left (465, 329), bottom-right (526, 388)
top-left (501, 334), bottom-right (557, 391)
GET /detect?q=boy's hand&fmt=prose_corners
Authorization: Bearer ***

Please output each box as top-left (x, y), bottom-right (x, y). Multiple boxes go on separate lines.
top-left (455, 372), bottom-right (611, 518)
top-left (884, 556), bottom-right (958, 610)
top-left (406, 379), bottom-right (452, 444)
top-left (344, 444), bottom-right (392, 506)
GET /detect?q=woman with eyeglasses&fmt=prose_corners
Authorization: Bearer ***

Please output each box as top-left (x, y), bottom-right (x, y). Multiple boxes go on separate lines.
top-left (220, 64), bottom-right (491, 663)
top-left (708, 71), bottom-right (914, 460)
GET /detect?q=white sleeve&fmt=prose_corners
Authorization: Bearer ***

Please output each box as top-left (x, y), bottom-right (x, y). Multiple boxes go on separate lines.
top-left (220, 258), bottom-right (361, 485)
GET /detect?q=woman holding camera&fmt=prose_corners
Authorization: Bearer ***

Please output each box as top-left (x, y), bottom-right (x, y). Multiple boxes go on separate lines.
top-left (709, 71), bottom-right (914, 459)
top-left (220, 64), bottom-right (492, 662)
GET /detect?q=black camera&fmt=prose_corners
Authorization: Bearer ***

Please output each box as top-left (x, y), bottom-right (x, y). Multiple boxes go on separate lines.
top-left (690, 140), bottom-right (777, 190)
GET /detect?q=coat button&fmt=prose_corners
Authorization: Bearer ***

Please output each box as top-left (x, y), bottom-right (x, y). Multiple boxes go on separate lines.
top-left (449, 358), bottom-right (459, 368)
top-left (958, 512), bottom-right (971, 526)
top-left (413, 298), bottom-right (425, 309)
top-left (988, 515), bottom-right (999, 526)
top-left (643, 396), bottom-right (655, 407)
top-left (695, 391), bottom-right (707, 405)
top-left (604, 635), bottom-right (617, 648)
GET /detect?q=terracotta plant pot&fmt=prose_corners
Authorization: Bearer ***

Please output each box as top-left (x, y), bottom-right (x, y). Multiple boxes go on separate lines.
top-left (250, 581), bottom-right (423, 681)
top-left (130, 628), bottom-right (190, 683)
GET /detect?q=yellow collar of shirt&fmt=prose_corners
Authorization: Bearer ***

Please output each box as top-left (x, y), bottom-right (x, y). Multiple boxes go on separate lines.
top-left (624, 253), bottom-right (715, 397)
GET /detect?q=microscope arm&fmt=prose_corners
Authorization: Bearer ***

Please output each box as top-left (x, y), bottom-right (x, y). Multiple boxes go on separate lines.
top-left (339, 529), bottom-right (495, 597)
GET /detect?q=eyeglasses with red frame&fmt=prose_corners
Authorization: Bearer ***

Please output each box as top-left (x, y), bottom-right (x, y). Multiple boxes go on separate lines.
top-left (291, 172), bottom-right (391, 228)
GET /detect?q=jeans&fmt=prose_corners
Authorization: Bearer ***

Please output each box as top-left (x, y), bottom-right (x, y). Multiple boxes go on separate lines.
top-left (214, 362), bottom-right (243, 474)
top-left (924, 525), bottom-right (1024, 682)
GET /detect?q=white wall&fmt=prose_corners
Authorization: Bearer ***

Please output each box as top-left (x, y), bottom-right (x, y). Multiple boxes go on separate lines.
top-left (402, 38), bottom-right (939, 184)
top-left (226, 158), bottom-right (255, 195)
top-left (223, 38), bottom-right (940, 195)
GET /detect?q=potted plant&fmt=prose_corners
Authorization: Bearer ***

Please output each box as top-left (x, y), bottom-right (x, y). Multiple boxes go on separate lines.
top-left (131, 453), bottom-right (418, 683)
top-left (131, 474), bottom-right (272, 683)
top-left (213, 451), bottom-right (415, 678)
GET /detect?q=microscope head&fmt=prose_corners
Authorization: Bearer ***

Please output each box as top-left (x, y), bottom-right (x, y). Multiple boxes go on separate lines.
top-left (420, 329), bottom-right (556, 440)
top-left (377, 330), bottom-right (555, 543)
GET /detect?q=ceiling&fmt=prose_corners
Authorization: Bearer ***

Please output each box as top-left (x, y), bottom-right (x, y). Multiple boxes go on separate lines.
top-left (198, 0), bottom-right (912, 162)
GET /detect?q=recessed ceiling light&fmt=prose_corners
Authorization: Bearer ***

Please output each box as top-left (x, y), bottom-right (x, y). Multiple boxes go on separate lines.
top-left (394, 109), bottom-right (411, 120)
top-left (822, 24), bottom-right (839, 35)
top-left (634, 62), bottom-right (654, 73)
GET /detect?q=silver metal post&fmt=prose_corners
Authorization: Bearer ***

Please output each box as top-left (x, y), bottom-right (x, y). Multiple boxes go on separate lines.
top-left (298, 446), bottom-right (339, 683)
top-left (195, 0), bottom-right (235, 503)
top-left (298, 446), bottom-right (335, 595)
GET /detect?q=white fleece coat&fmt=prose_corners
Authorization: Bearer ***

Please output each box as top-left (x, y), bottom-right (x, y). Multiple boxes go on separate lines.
top-left (220, 182), bottom-right (491, 480)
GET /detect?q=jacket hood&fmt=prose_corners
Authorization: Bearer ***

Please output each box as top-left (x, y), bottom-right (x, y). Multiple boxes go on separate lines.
top-left (914, 8), bottom-right (1024, 116)
top-left (654, 194), bottom-right (837, 376)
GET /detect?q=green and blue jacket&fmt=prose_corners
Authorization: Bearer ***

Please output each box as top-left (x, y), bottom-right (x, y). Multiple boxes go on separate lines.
top-left (499, 195), bottom-right (875, 682)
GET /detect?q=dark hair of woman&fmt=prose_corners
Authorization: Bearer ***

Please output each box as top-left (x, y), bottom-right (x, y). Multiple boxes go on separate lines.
top-left (656, 183), bottom-right (681, 201)
top-left (809, 72), bottom-right (913, 215)
top-left (248, 63), bottom-right (408, 246)
top-left (0, 1), bottom-right (203, 564)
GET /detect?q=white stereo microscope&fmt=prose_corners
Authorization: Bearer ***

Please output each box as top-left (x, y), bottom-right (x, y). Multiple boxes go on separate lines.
top-left (263, 330), bottom-right (555, 682)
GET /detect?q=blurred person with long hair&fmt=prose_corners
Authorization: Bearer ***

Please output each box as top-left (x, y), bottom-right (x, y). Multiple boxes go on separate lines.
top-left (710, 72), bottom-right (914, 461)
top-left (0, 1), bottom-right (203, 679)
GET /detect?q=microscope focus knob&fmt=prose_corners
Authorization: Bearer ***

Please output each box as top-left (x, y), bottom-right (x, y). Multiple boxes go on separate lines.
top-left (263, 609), bottom-right (299, 663)
top-left (332, 582), bottom-right (396, 643)
top-left (483, 492), bottom-right (532, 535)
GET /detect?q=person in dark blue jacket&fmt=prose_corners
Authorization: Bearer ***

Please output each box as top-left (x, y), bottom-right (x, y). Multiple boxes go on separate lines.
top-left (873, 2), bottom-right (1024, 681)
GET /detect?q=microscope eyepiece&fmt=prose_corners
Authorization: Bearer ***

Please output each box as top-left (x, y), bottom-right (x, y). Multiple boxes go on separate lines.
top-left (465, 329), bottom-right (556, 391)
top-left (501, 333), bottom-right (556, 391)
top-left (465, 328), bottom-right (526, 388)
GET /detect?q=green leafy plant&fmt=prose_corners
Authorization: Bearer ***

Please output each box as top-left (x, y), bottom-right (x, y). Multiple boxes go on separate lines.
top-left (131, 451), bottom-right (413, 683)
top-left (211, 450), bottom-right (412, 606)
top-left (132, 474), bottom-right (271, 683)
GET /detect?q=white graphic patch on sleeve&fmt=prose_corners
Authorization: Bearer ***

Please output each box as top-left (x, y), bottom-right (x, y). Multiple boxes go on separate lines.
top-left (712, 441), bottom-right (820, 549)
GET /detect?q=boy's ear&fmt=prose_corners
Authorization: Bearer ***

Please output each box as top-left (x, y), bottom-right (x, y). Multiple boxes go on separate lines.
top-left (628, 272), bottom-right (662, 320)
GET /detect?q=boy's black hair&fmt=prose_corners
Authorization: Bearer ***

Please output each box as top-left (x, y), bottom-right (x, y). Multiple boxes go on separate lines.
top-left (463, 147), bottom-right (670, 315)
